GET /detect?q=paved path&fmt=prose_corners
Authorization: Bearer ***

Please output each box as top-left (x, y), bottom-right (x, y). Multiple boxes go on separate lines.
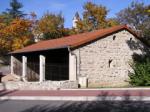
top-left (0, 89), bottom-right (150, 101)
top-left (0, 89), bottom-right (150, 97)
top-left (1, 89), bottom-right (150, 112)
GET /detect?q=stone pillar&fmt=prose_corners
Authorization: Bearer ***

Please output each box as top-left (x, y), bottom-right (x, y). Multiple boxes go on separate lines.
top-left (22, 56), bottom-right (27, 81)
top-left (11, 56), bottom-right (14, 74)
top-left (39, 55), bottom-right (45, 82)
top-left (69, 52), bottom-right (77, 81)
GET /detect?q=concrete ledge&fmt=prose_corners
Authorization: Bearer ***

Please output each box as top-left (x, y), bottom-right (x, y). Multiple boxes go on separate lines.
top-left (61, 88), bottom-right (150, 90)
top-left (0, 81), bottom-right (78, 90)
top-left (0, 96), bottom-right (149, 101)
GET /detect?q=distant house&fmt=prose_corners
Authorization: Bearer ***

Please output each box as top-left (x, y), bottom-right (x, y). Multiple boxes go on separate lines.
top-left (10, 25), bottom-right (149, 88)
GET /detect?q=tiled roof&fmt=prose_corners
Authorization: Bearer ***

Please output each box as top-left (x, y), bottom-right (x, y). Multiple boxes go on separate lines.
top-left (12, 25), bottom-right (138, 54)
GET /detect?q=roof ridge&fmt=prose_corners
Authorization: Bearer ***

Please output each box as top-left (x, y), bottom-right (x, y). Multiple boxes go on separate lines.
top-left (37, 25), bottom-right (127, 42)
top-left (12, 25), bottom-right (138, 54)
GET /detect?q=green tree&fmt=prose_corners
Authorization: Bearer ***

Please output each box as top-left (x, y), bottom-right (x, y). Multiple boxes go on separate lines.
top-left (5, 0), bottom-right (25, 18)
top-left (117, 2), bottom-right (150, 45)
top-left (1, 0), bottom-right (25, 24)
top-left (36, 12), bottom-right (69, 40)
top-left (129, 56), bottom-right (150, 86)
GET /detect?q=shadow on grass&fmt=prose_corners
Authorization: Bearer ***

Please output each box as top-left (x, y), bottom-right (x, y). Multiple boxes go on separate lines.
top-left (21, 91), bottom-right (150, 112)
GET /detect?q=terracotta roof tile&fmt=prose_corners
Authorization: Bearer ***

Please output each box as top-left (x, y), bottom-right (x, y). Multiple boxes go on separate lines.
top-left (12, 25), bottom-right (138, 54)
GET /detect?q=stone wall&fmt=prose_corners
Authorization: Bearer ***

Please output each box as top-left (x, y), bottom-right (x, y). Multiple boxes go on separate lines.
top-left (0, 81), bottom-right (78, 90)
top-left (73, 30), bottom-right (148, 87)
top-left (13, 56), bottom-right (22, 76)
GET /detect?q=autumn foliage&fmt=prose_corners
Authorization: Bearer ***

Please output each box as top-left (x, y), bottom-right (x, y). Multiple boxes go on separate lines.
top-left (75, 2), bottom-right (119, 33)
top-left (0, 18), bottom-right (33, 54)
top-left (35, 12), bottom-right (70, 40)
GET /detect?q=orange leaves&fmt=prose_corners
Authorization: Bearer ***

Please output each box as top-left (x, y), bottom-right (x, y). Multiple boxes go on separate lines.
top-left (37, 12), bottom-right (64, 34)
top-left (0, 18), bottom-right (33, 52)
top-left (5, 18), bottom-right (32, 37)
top-left (75, 2), bottom-right (109, 33)
top-left (12, 38), bottom-right (23, 50)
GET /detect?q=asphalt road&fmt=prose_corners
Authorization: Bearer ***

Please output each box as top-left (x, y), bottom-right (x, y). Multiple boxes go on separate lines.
top-left (0, 100), bottom-right (150, 112)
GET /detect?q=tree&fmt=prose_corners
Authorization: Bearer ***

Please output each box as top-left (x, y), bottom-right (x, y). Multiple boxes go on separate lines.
top-left (1, 0), bottom-right (25, 24)
top-left (0, 0), bottom-right (33, 65)
top-left (107, 18), bottom-right (120, 27)
top-left (116, 2), bottom-right (150, 44)
top-left (129, 56), bottom-right (150, 86)
top-left (0, 18), bottom-right (33, 54)
top-left (0, 0), bottom-right (33, 54)
top-left (76, 2), bottom-right (109, 33)
top-left (36, 12), bottom-right (70, 40)
top-left (75, 2), bottom-right (119, 33)
top-left (4, 0), bottom-right (25, 18)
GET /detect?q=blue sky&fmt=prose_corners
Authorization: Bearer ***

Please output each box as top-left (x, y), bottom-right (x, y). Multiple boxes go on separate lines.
top-left (0, 0), bottom-right (150, 28)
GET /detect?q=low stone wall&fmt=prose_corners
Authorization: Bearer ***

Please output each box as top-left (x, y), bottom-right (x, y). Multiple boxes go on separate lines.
top-left (0, 81), bottom-right (78, 90)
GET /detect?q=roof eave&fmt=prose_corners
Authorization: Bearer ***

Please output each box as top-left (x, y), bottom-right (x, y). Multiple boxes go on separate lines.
top-left (10, 45), bottom-right (69, 54)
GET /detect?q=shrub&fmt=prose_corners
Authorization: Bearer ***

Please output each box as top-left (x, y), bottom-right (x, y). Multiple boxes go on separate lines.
top-left (129, 56), bottom-right (150, 86)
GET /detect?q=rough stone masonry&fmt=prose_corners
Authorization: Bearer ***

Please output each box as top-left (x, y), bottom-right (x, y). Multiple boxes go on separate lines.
top-left (73, 30), bottom-right (148, 87)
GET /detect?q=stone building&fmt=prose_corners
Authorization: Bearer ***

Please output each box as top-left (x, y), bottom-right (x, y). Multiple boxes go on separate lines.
top-left (10, 25), bottom-right (149, 88)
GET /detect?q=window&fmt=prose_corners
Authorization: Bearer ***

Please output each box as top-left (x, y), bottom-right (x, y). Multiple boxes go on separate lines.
top-left (108, 59), bottom-right (113, 68)
top-left (130, 38), bottom-right (132, 41)
top-left (113, 35), bottom-right (116, 40)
